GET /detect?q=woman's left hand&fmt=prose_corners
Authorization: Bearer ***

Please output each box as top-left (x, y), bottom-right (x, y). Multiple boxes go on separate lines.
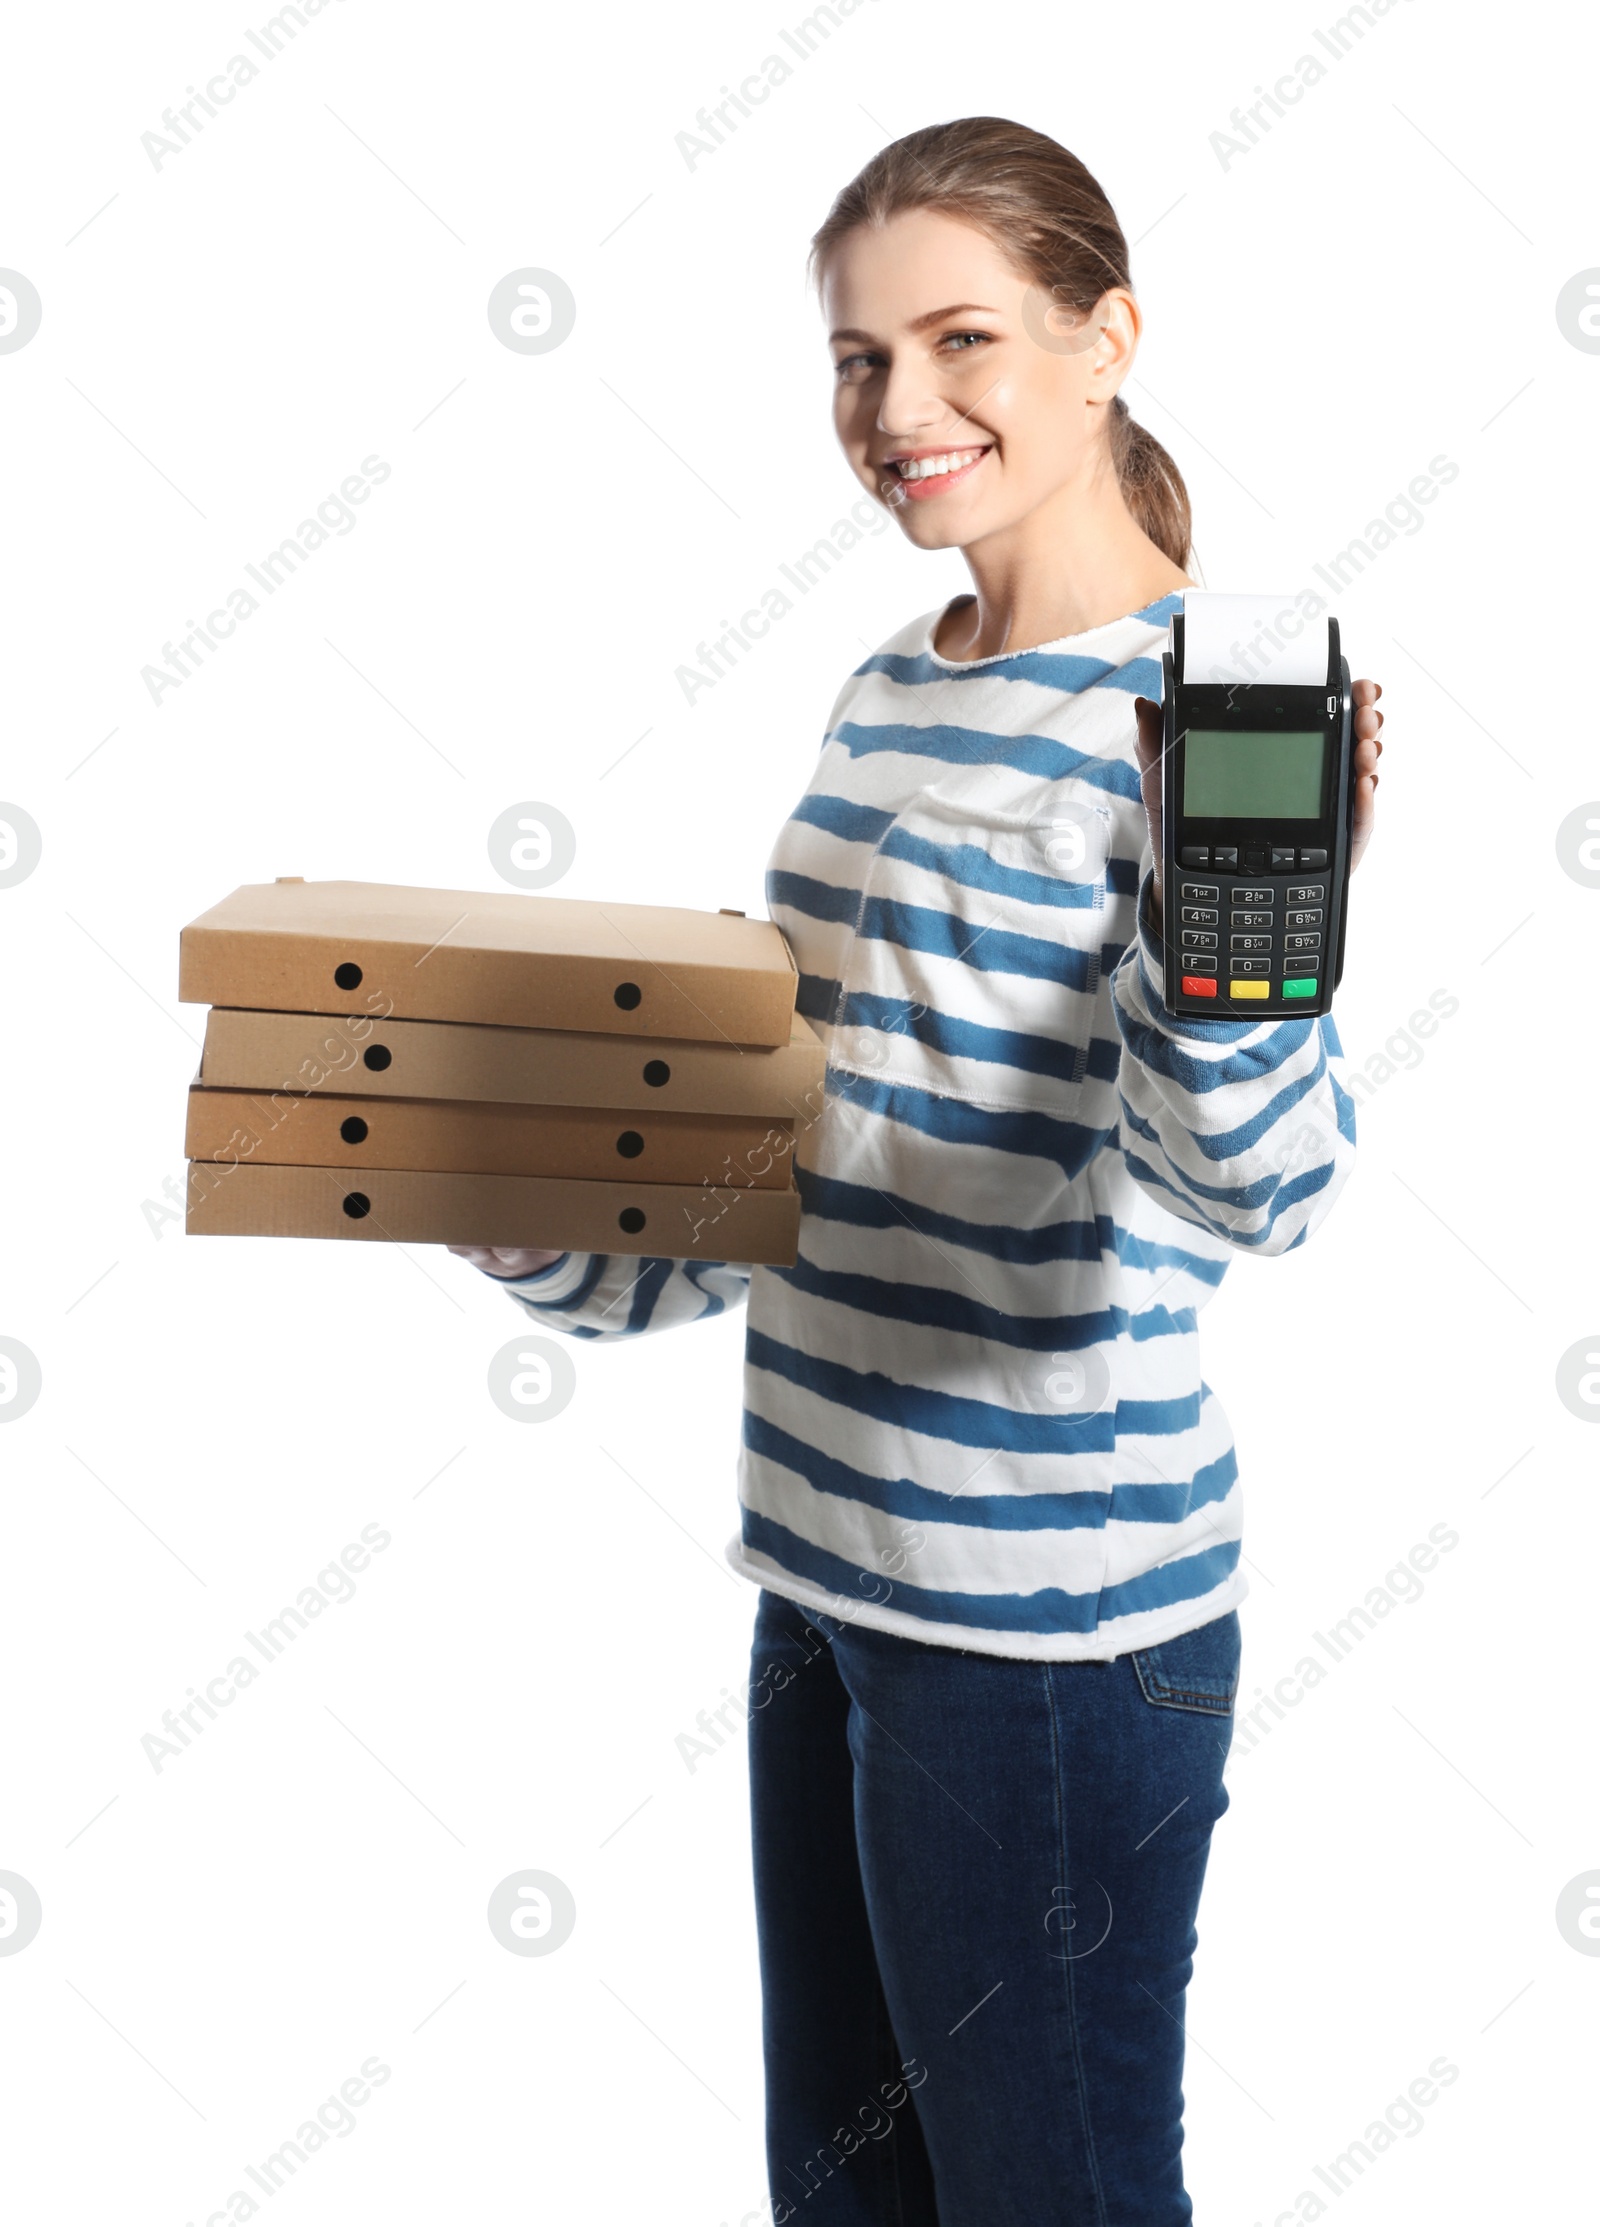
top-left (1133, 682), bottom-right (1385, 933)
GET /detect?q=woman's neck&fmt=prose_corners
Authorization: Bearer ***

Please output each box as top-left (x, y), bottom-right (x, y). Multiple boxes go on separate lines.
top-left (932, 470), bottom-right (1190, 661)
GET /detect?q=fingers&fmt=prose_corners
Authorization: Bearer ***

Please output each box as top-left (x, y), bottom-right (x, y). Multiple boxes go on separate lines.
top-left (1348, 682), bottom-right (1382, 876)
top-left (446, 1243), bottom-right (562, 1276)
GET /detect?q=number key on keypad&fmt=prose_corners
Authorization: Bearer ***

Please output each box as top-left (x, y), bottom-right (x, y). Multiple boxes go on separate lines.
top-left (1285, 908), bottom-right (1323, 929)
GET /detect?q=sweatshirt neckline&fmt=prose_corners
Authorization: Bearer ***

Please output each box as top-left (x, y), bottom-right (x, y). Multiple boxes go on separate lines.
top-left (919, 589), bottom-right (1183, 672)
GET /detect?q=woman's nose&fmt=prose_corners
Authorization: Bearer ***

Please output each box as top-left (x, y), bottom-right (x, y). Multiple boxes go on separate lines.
top-left (876, 357), bottom-right (947, 438)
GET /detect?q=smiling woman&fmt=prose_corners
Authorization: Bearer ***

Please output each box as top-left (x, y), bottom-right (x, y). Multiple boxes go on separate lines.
top-left (812, 125), bottom-right (1193, 656)
top-left (453, 111), bottom-right (1384, 2226)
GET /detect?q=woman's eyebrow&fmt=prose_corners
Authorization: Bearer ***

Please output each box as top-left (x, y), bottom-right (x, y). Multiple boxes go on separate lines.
top-left (828, 302), bottom-right (1002, 344)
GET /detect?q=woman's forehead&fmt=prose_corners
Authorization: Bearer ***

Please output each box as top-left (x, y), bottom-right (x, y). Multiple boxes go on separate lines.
top-left (821, 211), bottom-right (1022, 329)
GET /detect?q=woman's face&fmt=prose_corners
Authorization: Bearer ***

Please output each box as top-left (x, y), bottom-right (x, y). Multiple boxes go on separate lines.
top-left (821, 207), bottom-right (1138, 551)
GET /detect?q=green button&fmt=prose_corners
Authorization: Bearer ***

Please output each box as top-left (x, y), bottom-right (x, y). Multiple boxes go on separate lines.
top-left (1281, 977), bottom-right (1318, 999)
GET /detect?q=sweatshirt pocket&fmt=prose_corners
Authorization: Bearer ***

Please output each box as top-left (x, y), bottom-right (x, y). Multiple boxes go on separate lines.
top-left (827, 775), bottom-right (1113, 1116)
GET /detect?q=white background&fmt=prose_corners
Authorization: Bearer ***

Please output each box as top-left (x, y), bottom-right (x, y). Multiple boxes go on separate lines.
top-left (1, 0), bottom-right (1596, 2220)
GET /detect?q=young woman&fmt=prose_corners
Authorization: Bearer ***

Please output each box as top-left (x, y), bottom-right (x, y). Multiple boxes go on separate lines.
top-left (454, 117), bottom-right (1384, 2226)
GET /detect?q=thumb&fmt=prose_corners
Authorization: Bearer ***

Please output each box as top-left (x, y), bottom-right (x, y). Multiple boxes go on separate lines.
top-left (1132, 695), bottom-right (1163, 774)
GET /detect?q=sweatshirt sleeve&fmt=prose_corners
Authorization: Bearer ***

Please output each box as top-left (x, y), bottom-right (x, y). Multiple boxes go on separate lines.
top-left (471, 1249), bottom-right (753, 1339)
top-left (1108, 862), bottom-right (1357, 1256)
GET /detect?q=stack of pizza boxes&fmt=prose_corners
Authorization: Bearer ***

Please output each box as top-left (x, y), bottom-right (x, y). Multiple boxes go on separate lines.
top-left (178, 879), bottom-right (823, 1265)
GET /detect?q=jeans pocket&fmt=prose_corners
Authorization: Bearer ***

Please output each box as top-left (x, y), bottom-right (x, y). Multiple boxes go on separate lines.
top-left (1130, 1610), bottom-right (1241, 1716)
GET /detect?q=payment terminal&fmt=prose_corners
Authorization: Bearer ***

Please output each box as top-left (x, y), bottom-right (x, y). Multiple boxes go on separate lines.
top-left (1160, 590), bottom-right (1355, 1021)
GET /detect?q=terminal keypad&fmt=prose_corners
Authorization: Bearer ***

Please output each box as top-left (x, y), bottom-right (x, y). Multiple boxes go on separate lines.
top-left (1173, 872), bottom-right (1330, 1005)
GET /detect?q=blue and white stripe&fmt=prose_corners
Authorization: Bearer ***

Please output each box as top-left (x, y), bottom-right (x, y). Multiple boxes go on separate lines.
top-left (497, 593), bottom-right (1356, 1659)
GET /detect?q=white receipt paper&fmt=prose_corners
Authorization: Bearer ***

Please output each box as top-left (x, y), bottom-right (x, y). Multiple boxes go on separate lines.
top-left (1178, 591), bottom-right (1330, 687)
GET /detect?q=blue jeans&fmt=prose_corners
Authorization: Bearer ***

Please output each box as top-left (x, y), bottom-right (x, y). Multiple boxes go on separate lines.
top-left (747, 1588), bottom-right (1241, 2225)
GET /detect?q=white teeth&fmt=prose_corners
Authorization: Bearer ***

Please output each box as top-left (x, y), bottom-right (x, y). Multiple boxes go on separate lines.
top-left (894, 448), bottom-right (986, 481)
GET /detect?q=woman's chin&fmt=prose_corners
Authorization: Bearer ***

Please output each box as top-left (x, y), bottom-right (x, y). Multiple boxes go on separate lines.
top-left (895, 496), bottom-right (1003, 553)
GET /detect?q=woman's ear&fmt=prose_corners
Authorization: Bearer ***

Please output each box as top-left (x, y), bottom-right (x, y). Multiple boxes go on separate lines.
top-left (1086, 286), bottom-right (1141, 410)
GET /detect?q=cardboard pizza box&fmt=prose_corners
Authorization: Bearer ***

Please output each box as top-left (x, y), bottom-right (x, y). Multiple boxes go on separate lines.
top-left (178, 879), bottom-right (798, 1047)
top-left (183, 1159), bottom-right (801, 1264)
top-left (198, 1004), bottom-right (828, 1119)
top-left (185, 1084), bottom-right (797, 1191)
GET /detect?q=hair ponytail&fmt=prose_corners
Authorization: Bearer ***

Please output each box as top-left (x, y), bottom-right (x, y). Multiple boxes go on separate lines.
top-left (1108, 396), bottom-right (1192, 571)
top-left (809, 117), bottom-right (1194, 573)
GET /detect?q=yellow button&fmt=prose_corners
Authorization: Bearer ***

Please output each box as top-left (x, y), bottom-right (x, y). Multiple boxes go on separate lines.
top-left (1229, 980), bottom-right (1270, 999)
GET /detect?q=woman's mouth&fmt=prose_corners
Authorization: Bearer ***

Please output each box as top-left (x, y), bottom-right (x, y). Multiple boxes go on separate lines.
top-left (881, 445), bottom-right (992, 501)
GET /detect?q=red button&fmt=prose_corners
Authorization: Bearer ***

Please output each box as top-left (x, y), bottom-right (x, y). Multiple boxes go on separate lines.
top-left (1181, 974), bottom-right (1217, 997)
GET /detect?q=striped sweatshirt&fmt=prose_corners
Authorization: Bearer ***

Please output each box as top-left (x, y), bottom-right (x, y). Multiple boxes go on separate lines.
top-left (489, 592), bottom-right (1357, 1660)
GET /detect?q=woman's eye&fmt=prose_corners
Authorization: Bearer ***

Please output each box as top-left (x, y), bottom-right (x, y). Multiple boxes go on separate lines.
top-left (832, 332), bottom-right (992, 380)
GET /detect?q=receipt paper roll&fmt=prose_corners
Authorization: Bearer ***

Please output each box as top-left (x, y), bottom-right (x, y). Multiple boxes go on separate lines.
top-left (1177, 591), bottom-right (1331, 687)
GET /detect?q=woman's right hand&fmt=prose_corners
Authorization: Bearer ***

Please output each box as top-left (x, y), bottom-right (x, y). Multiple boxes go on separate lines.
top-left (448, 1245), bottom-right (564, 1279)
